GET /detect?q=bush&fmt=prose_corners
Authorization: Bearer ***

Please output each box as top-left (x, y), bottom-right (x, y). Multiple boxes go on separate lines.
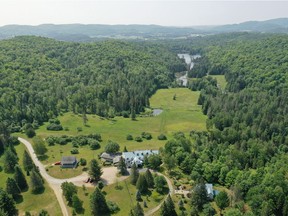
top-left (157, 134), bottom-right (167, 140)
top-left (70, 149), bottom-right (79, 154)
top-left (126, 134), bottom-right (133, 140)
top-left (26, 128), bottom-right (36, 138)
top-left (87, 133), bottom-right (102, 141)
top-left (79, 158), bottom-right (87, 166)
top-left (122, 111), bottom-right (130, 118)
top-left (141, 132), bottom-right (152, 140)
top-left (107, 201), bottom-right (120, 214)
top-left (89, 139), bottom-right (100, 150)
top-left (135, 136), bottom-right (143, 142)
top-left (47, 123), bottom-right (63, 131)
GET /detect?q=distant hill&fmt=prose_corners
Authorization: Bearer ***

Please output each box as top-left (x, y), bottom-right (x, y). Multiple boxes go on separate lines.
top-left (0, 18), bottom-right (287, 41)
top-left (210, 18), bottom-right (288, 33)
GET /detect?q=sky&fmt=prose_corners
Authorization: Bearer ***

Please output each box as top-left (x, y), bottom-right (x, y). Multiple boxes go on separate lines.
top-left (0, 0), bottom-right (288, 27)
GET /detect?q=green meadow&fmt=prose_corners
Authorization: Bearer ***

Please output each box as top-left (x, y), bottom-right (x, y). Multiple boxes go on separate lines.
top-left (34, 88), bottom-right (206, 167)
top-left (210, 75), bottom-right (227, 89)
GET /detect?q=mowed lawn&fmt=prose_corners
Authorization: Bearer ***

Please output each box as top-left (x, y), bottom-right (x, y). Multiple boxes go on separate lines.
top-left (0, 144), bottom-right (62, 215)
top-left (77, 178), bottom-right (166, 216)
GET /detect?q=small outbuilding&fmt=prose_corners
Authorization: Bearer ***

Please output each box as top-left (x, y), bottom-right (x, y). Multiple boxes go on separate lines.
top-left (61, 156), bottom-right (77, 168)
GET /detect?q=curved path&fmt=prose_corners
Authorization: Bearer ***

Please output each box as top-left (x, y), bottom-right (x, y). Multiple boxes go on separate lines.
top-left (18, 137), bottom-right (174, 216)
top-left (144, 172), bottom-right (174, 216)
top-left (18, 137), bottom-right (129, 216)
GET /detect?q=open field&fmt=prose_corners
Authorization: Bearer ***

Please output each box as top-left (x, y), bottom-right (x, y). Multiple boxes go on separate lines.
top-left (0, 143), bottom-right (61, 215)
top-left (32, 88), bottom-right (206, 168)
top-left (210, 75), bottom-right (227, 89)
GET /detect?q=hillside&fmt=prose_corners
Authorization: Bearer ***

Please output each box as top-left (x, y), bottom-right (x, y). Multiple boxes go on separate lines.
top-left (0, 18), bottom-right (287, 41)
top-left (0, 36), bottom-right (185, 131)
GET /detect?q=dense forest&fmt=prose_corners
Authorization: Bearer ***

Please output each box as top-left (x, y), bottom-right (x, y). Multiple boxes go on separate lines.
top-left (0, 36), bottom-right (185, 132)
top-left (178, 34), bottom-right (288, 215)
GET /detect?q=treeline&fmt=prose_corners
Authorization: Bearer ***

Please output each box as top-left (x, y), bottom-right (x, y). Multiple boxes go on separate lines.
top-left (184, 34), bottom-right (288, 215)
top-left (0, 36), bottom-right (186, 130)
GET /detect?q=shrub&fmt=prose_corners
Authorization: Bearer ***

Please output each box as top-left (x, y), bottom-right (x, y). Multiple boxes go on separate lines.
top-left (122, 111), bottom-right (130, 118)
top-left (47, 123), bottom-right (63, 131)
top-left (141, 132), bottom-right (152, 140)
top-left (70, 149), bottom-right (79, 154)
top-left (79, 158), bottom-right (87, 166)
top-left (26, 128), bottom-right (36, 138)
top-left (77, 127), bottom-right (82, 132)
top-left (89, 140), bottom-right (100, 150)
top-left (107, 201), bottom-right (120, 214)
top-left (126, 134), bottom-right (133, 140)
top-left (151, 191), bottom-right (162, 202)
top-left (87, 133), bottom-right (102, 141)
top-left (135, 136), bottom-right (143, 142)
top-left (157, 134), bottom-right (167, 140)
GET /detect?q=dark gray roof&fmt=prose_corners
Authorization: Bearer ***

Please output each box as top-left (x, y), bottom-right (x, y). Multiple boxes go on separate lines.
top-left (61, 156), bottom-right (77, 164)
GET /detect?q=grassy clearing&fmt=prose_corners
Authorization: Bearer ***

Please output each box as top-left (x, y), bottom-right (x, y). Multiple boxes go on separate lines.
top-left (31, 88), bottom-right (206, 168)
top-left (0, 143), bottom-right (61, 215)
top-left (77, 178), bottom-right (166, 216)
top-left (210, 75), bottom-right (227, 89)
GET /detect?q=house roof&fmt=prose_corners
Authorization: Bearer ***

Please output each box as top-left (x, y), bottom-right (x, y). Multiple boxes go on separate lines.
top-left (123, 150), bottom-right (159, 159)
top-left (100, 152), bottom-right (116, 160)
top-left (61, 156), bottom-right (77, 165)
top-left (205, 183), bottom-right (213, 195)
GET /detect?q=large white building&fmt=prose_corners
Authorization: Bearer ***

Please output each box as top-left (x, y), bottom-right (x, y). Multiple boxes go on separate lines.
top-left (122, 150), bottom-right (159, 167)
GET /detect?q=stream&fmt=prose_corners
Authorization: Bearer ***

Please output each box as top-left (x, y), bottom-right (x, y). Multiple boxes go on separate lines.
top-left (177, 54), bottom-right (201, 86)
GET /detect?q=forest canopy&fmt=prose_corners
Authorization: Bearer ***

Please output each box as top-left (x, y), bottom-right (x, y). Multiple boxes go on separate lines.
top-left (0, 36), bottom-right (186, 130)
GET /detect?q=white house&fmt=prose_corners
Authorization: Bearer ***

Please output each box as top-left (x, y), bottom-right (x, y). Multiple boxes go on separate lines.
top-left (122, 150), bottom-right (159, 167)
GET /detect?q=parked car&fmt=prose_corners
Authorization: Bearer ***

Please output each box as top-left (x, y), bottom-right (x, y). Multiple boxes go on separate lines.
top-left (54, 161), bottom-right (61, 165)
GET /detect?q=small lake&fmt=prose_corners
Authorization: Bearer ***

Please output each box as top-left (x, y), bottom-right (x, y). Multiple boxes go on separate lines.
top-left (152, 109), bottom-right (163, 116)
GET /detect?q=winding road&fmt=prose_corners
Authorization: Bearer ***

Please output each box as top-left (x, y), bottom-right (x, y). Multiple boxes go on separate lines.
top-left (18, 137), bottom-right (174, 216)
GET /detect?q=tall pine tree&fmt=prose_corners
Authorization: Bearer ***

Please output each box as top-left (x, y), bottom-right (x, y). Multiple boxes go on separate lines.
top-left (30, 170), bottom-right (44, 194)
top-left (5, 177), bottom-right (21, 199)
top-left (136, 174), bottom-right (148, 194)
top-left (118, 157), bottom-right (127, 175)
top-left (14, 165), bottom-right (28, 191)
top-left (3, 149), bottom-right (18, 173)
top-left (90, 187), bottom-right (109, 216)
top-left (0, 188), bottom-right (18, 216)
top-left (23, 150), bottom-right (34, 172)
top-left (89, 159), bottom-right (102, 182)
top-left (130, 163), bottom-right (139, 185)
top-left (144, 169), bottom-right (154, 188)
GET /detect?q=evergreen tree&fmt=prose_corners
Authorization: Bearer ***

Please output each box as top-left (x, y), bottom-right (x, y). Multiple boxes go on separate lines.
top-left (123, 146), bottom-right (128, 152)
top-left (23, 150), bottom-right (34, 172)
top-left (160, 201), bottom-right (169, 216)
top-left (30, 170), bottom-right (44, 194)
top-left (89, 159), bottom-right (102, 181)
top-left (215, 191), bottom-right (230, 210)
top-left (154, 175), bottom-right (167, 194)
top-left (72, 194), bottom-right (83, 213)
top-left (166, 195), bottom-right (177, 216)
top-left (136, 190), bottom-right (142, 201)
top-left (130, 163), bottom-right (139, 185)
top-left (61, 182), bottom-right (78, 205)
top-left (144, 169), bottom-right (154, 188)
top-left (5, 177), bottom-right (21, 199)
top-left (90, 187), bottom-right (109, 216)
top-left (3, 149), bottom-right (18, 173)
top-left (118, 157), bottom-right (127, 175)
top-left (136, 174), bottom-right (148, 194)
top-left (131, 202), bottom-right (144, 216)
top-left (190, 182), bottom-right (209, 212)
top-left (14, 165), bottom-right (28, 191)
top-left (0, 188), bottom-right (18, 216)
